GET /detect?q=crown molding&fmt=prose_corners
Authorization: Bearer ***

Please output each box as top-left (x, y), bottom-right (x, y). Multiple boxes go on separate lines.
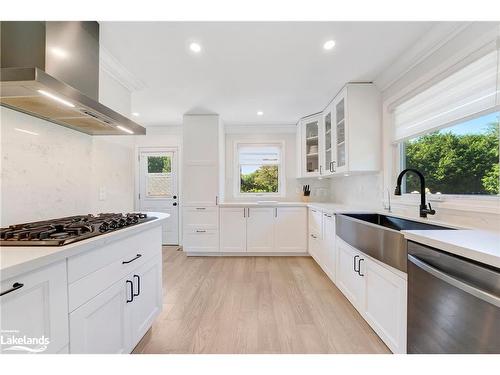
top-left (224, 123), bottom-right (296, 134)
top-left (100, 47), bottom-right (146, 92)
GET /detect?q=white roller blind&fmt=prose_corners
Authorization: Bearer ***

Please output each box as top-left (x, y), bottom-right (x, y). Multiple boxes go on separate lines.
top-left (393, 49), bottom-right (500, 141)
top-left (238, 144), bottom-right (281, 165)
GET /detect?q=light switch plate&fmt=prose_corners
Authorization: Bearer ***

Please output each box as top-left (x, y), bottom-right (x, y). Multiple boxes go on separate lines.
top-left (99, 186), bottom-right (107, 201)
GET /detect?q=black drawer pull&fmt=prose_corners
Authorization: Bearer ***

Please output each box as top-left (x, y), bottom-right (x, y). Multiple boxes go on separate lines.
top-left (133, 275), bottom-right (141, 297)
top-left (122, 254), bottom-right (142, 264)
top-left (358, 259), bottom-right (365, 277)
top-left (353, 255), bottom-right (360, 273)
top-left (0, 282), bottom-right (24, 297)
top-left (126, 280), bottom-right (134, 303)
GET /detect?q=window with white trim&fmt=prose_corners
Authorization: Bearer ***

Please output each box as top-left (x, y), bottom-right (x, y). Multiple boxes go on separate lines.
top-left (237, 143), bottom-right (283, 195)
top-left (393, 48), bottom-right (500, 196)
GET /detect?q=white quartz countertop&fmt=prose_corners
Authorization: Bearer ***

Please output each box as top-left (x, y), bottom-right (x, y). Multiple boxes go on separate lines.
top-left (0, 212), bottom-right (169, 281)
top-left (218, 201), bottom-right (308, 207)
top-left (403, 230), bottom-right (500, 268)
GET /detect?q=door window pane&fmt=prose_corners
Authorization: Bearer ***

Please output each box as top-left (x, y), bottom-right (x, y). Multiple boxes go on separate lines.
top-left (146, 155), bottom-right (173, 197)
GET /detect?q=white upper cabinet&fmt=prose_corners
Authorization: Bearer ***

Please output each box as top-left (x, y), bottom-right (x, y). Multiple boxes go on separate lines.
top-left (297, 83), bottom-right (381, 178)
top-left (333, 84), bottom-right (381, 174)
top-left (322, 105), bottom-right (336, 175)
top-left (300, 114), bottom-right (323, 177)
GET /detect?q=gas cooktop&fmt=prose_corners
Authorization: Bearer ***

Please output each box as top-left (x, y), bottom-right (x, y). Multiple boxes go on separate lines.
top-left (0, 213), bottom-right (156, 247)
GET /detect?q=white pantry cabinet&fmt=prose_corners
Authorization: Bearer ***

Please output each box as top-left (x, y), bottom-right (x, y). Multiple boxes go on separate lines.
top-left (219, 206), bottom-right (307, 254)
top-left (335, 237), bottom-right (407, 353)
top-left (0, 260), bottom-right (69, 354)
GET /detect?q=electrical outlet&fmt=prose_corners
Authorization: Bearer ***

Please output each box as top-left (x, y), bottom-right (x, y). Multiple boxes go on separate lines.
top-left (99, 186), bottom-right (107, 201)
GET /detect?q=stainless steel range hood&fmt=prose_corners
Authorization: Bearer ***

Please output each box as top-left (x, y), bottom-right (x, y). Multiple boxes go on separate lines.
top-left (0, 21), bottom-right (146, 135)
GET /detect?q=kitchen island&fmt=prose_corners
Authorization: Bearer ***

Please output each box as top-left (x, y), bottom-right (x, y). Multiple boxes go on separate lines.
top-left (0, 212), bottom-right (168, 354)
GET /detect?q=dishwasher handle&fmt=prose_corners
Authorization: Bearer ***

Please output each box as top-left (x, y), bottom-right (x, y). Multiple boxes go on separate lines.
top-left (408, 254), bottom-right (500, 308)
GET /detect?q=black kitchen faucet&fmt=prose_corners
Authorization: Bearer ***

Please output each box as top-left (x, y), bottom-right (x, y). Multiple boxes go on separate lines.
top-left (394, 168), bottom-right (436, 218)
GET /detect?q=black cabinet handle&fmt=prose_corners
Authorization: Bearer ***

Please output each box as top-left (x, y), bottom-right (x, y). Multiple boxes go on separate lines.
top-left (122, 254), bottom-right (142, 264)
top-left (0, 282), bottom-right (24, 297)
top-left (126, 280), bottom-right (134, 303)
top-left (353, 255), bottom-right (360, 273)
top-left (133, 275), bottom-right (140, 297)
top-left (358, 259), bottom-right (365, 277)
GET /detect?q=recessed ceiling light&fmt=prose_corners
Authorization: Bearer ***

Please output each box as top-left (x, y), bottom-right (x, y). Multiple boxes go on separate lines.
top-left (117, 125), bottom-right (134, 134)
top-left (37, 90), bottom-right (75, 108)
top-left (323, 40), bottom-right (336, 50)
top-left (189, 42), bottom-right (202, 53)
top-left (132, 112), bottom-right (140, 117)
top-left (257, 111), bottom-right (264, 116)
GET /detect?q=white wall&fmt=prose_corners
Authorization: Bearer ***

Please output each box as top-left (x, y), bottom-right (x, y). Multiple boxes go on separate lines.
top-left (0, 108), bottom-right (93, 225)
top-left (224, 126), bottom-right (330, 202)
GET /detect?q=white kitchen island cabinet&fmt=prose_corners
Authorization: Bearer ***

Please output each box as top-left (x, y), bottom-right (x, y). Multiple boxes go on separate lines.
top-left (0, 260), bottom-right (69, 354)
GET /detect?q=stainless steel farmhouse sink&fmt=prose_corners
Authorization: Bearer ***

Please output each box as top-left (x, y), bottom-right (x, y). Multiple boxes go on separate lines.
top-left (336, 213), bottom-right (454, 272)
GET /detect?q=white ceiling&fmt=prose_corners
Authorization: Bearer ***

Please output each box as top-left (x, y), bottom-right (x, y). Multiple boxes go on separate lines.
top-left (100, 22), bottom-right (436, 127)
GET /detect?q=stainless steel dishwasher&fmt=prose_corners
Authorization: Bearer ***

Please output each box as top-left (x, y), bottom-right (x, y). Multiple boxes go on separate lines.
top-left (407, 241), bottom-right (500, 353)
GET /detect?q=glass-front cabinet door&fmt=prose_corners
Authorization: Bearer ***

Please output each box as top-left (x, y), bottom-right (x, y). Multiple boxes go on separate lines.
top-left (322, 105), bottom-right (336, 175)
top-left (302, 115), bottom-right (322, 176)
top-left (334, 92), bottom-right (347, 172)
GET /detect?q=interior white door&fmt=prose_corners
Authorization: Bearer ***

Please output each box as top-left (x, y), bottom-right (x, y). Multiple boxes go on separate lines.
top-left (220, 208), bottom-right (247, 252)
top-left (246, 207), bottom-right (274, 252)
top-left (139, 150), bottom-right (179, 245)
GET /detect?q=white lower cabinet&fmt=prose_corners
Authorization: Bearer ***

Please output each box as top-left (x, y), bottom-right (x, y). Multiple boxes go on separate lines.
top-left (307, 208), bottom-right (336, 285)
top-left (274, 207), bottom-right (307, 252)
top-left (0, 261), bottom-right (69, 354)
top-left (335, 237), bottom-right (407, 354)
top-left (363, 257), bottom-right (407, 354)
top-left (69, 254), bottom-right (162, 354)
top-left (69, 277), bottom-right (130, 354)
top-left (182, 206), bottom-right (220, 253)
top-left (220, 208), bottom-right (247, 252)
top-left (247, 207), bottom-right (275, 252)
top-left (128, 255), bottom-right (163, 347)
top-left (336, 239), bottom-right (365, 310)
top-left (219, 206), bottom-right (307, 254)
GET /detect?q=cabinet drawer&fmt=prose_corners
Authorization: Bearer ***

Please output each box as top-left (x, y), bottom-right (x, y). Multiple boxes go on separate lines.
top-left (183, 207), bottom-right (219, 229)
top-left (183, 228), bottom-right (219, 253)
top-left (68, 226), bottom-right (162, 284)
top-left (68, 226), bottom-right (162, 311)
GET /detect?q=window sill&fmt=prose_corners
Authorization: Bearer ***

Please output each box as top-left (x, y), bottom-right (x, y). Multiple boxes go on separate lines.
top-left (391, 194), bottom-right (500, 215)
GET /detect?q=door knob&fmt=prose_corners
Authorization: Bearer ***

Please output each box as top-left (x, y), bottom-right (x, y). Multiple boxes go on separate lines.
top-left (173, 202), bottom-right (177, 206)
top-left (173, 195), bottom-right (177, 199)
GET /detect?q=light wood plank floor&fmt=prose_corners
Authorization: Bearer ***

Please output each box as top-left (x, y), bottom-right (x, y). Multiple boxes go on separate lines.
top-left (134, 246), bottom-right (390, 354)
